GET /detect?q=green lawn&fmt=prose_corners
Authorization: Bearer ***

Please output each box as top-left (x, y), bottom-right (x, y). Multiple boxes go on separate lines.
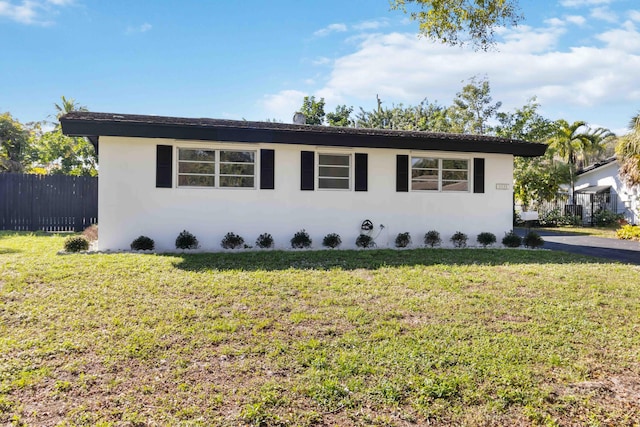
top-left (534, 225), bottom-right (620, 239)
top-left (1, 232), bottom-right (639, 426)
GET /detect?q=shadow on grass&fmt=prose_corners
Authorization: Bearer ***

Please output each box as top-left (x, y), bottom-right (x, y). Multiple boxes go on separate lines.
top-left (170, 248), bottom-right (613, 272)
top-left (0, 247), bottom-right (21, 254)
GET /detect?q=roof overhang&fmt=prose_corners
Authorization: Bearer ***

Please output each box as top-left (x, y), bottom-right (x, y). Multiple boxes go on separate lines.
top-left (575, 185), bottom-right (611, 194)
top-left (60, 112), bottom-right (548, 157)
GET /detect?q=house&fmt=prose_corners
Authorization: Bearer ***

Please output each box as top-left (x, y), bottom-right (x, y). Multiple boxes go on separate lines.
top-left (60, 112), bottom-right (547, 251)
top-left (574, 156), bottom-right (639, 225)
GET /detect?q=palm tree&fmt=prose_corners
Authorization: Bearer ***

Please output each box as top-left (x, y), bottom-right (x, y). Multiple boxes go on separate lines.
top-left (54, 96), bottom-right (88, 121)
top-left (547, 120), bottom-right (600, 203)
top-left (616, 113), bottom-right (640, 187)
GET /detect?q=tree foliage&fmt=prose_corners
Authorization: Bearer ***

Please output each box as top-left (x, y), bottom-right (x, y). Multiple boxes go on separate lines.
top-left (616, 113), bottom-right (640, 187)
top-left (326, 105), bottom-right (354, 127)
top-left (300, 96), bottom-right (326, 125)
top-left (390, 0), bottom-right (523, 50)
top-left (36, 97), bottom-right (97, 176)
top-left (449, 76), bottom-right (501, 134)
top-left (547, 120), bottom-right (608, 200)
top-left (0, 112), bottom-right (32, 173)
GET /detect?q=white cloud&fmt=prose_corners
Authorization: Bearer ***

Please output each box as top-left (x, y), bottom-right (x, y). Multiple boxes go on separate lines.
top-left (629, 10), bottom-right (640, 22)
top-left (126, 22), bottom-right (152, 34)
top-left (565, 15), bottom-right (587, 25)
top-left (590, 7), bottom-right (618, 22)
top-left (353, 19), bottom-right (389, 31)
top-left (260, 89), bottom-right (308, 120)
top-left (0, 0), bottom-right (71, 24)
top-left (302, 20), bottom-right (640, 122)
top-left (313, 23), bottom-right (347, 37)
top-left (596, 21), bottom-right (640, 51)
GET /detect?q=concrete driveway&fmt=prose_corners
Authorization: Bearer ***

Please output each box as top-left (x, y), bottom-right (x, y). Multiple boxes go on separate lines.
top-left (515, 228), bottom-right (640, 265)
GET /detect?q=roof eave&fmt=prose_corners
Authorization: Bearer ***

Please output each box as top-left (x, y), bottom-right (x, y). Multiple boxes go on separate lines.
top-left (60, 115), bottom-right (547, 158)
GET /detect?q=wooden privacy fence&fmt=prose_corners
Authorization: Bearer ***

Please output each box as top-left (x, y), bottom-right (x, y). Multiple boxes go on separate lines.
top-left (0, 173), bottom-right (97, 232)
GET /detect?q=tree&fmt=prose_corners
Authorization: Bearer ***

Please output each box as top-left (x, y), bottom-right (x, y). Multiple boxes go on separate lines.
top-left (616, 113), bottom-right (640, 187)
top-left (513, 155), bottom-right (570, 210)
top-left (299, 96), bottom-right (325, 125)
top-left (547, 120), bottom-right (601, 202)
top-left (390, 0), bottom-right (523, 50)
top-left (355, 96), bottom-right (453, 132)
top-left (33, 96), bottom-right (98, 176)
top-left (54, 95), bottom-right (88, 120)
top-left (0, 112), bottom-right (32, 173)
top-left (449, 76), bottom-right (501, 135)
top-left (326, 105), bottom-right (354, 127)
top-left (497, 99), bottom-right (568, 209)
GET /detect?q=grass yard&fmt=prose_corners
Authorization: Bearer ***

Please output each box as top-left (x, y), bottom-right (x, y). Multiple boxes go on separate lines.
top-left (1, 232), bottom-right (640, 426)
top-left (534, 226), bottom-right (620, 239)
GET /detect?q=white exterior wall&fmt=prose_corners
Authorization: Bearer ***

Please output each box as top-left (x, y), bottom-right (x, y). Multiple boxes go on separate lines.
top-left (98, 136), bottom-right (516, 251)
top-left (575, 162), bottom-right (640, 224)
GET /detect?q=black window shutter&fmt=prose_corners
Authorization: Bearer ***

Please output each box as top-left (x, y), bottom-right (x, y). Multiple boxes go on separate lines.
top-left (396, 155), bottom-right (409, 192)
top-left (301, 151), bottom-right (314, 191)
top-left (156, 145), bottom-right (173, 188)
top-left (473, 158), bottom-right (485, 193)
top-left (354, 153), bottom-right (368, 191)
top-left (260, 149), bottom-right (275, 190)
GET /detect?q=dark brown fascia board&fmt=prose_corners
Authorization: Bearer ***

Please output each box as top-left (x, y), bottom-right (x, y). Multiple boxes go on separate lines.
top-left (61, 113), bottom-right (548, 157)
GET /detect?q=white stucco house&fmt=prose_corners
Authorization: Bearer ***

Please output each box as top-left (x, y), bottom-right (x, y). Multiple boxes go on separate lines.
top-left (574, 157), bottom-right (639, 225)
top-left (61, 112), bottom-right (547, 251)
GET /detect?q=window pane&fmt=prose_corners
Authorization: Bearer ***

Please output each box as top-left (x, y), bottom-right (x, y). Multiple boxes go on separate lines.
top-left (179, 149), bottom-right (215, 162)
top-left (412, 157), bottom-right (438, 168)
top-left (220, 151), bottom-right (255, 163)
top-left (220, 176), bottom-right (254, 188)
top-left (411, 180), bottom-right (438, 191)
top-left (411, 169), bottom-right (438, 179)
top-left (442, 159), bottom-right (468, 170)
top-left (178, 175), bottom-right (215, 187)
top-left (442, 181), bottom-right (468, 191)
top-left (319, 166), bottom-right (349, 178)
top-left (220, 163), bottom-right (254, 175)
top-left (319, 154), bottom-right (349, 166)
top-left (178, 162), bottom-right (215, 174)
top-left (442, 170), bottom-right (468, 181)
top-left (319, 178), bottom-right (349, 189)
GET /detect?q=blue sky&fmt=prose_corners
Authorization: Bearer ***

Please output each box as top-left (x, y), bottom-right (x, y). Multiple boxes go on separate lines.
top-left (1, 0), bottom-right (639, 135)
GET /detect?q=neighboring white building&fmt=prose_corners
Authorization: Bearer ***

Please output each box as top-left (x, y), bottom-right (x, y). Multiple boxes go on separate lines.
top-left (575, 157), bottom-right (640, 225)
top-left (61, 112), bottom-right (546, 251)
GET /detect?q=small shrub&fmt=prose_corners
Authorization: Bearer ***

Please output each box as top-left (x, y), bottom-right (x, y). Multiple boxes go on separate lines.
top-left (616, 224), bottom-right (640, 241)
top-left (355, 234), bottom-right (375, 248)
top-left (175, 230), bottom-right (199, 250)
top-left (502, 231), bottom-right (522, 248)
top-left (450, 231), bottom-right (468, 248)
top-left (82, 224), bottom-right (98, 242)
top-left (424, 230), bottom-right (441, 248)
top-left (476, 232), bottom-right (497, 248)
top-left (395, 232), bottom-right (411, 248)
top-left (255, 233), bottom-right (274, 249)
top-left (592, 209), bottom-right (624, 227)
top-left (130, 235), bottom-right (154, 251)
top-left (291, 229), bottom-right (312, 249)
top-left (322, 233), bottom-right (342, 249)
top-left (221, 232), bottom-right (245, 249)
top-left (64, 235), bottom-right (89, 252)
top-left (523, 231), bottom-right (544, 248)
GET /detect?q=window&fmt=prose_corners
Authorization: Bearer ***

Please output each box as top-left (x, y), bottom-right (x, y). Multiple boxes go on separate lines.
top-left (318, 153), bottom-right (350, 190)
top-left (411, 157), bottom-right (468, 192)
top-left (178, 148), bottom-right (255, 188)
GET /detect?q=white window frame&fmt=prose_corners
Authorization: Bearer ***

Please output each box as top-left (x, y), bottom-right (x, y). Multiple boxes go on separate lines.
top-left (177, 147), bottom-right (257, 189)
top-left (316, 152), bottom-right (352, 191)
top-left (410, 156), bottom-right (470, 192)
